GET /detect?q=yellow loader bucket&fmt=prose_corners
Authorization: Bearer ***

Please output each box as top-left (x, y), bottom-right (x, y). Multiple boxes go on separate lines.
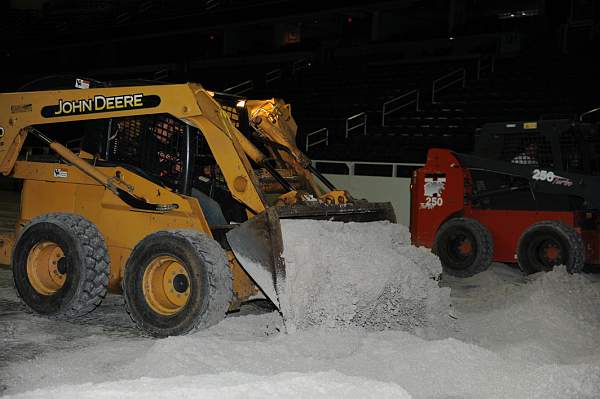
top-left (226, 202), bottom-right (396, 313)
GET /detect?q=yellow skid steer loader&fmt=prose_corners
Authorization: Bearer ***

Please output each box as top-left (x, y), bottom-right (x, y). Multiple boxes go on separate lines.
top-left (0, 80), bottom-right (395, 337)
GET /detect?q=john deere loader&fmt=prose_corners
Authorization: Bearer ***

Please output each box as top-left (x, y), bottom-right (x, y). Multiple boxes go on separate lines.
top-left (0, 79), bottom-right (395, 337)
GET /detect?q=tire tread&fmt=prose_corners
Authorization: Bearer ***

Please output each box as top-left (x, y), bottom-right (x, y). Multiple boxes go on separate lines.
top-left (517, 220), bottom-right (584, 274)
top-left (123, 229), bottom-right (232, 336)
top-left (14, 213), bottom-right (110, 318)
top-left (434, 217), bottom-right (494, 278)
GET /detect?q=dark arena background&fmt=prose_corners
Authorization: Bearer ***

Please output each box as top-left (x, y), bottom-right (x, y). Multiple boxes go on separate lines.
top-left (2, 2), bottom-right (600, 398)
top-left (2, 0), bottom-right (599, 164)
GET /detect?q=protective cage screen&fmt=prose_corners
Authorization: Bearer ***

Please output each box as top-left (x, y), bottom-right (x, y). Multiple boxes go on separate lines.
top-left (107, 114), bottom-right (187, 192)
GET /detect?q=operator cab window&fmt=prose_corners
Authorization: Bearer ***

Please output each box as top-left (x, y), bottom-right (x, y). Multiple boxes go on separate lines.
top-left (106, 114), bottom-right (186, 193)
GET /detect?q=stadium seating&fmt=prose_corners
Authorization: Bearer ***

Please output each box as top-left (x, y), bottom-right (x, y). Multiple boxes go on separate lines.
top-left (283, 52), bottom-right (599, 163)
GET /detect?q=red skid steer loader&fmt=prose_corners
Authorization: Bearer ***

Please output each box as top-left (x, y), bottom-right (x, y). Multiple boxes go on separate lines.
top-left (411, 119), bottom-right (600, 277)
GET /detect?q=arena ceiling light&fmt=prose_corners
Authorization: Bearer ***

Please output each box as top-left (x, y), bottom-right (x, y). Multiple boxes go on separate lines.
top-left (498, 9), bottom-right (539, 19)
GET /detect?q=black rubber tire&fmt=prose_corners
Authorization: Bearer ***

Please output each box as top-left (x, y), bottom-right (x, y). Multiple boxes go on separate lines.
top-left (517, 220), bottom-right (585, 274)
top-left (12, 213), bottom-right (110, 318)
top-left (123, 229), bottom-right (232, 337)
top-left (433, 217), bottom-right (494, 278)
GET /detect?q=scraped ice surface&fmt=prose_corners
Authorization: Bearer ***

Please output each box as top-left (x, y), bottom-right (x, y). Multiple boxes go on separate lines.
top-left (279, 220), bottom-right (451, 333)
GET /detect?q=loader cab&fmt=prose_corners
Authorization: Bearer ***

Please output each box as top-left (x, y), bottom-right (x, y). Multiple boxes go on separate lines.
top-left (19, 77), bottom-right (205, 197)
top-left (468, 119), bottom-right (599, 212)
top-left (88, 112), bottom-right (248, 225)
top-left (475, 119), bottom-right (600, 175)
top-left (14, 108), bottom-right (246, 226)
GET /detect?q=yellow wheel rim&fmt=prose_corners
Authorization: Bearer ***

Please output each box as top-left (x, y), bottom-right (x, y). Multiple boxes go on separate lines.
top-left (26, 241), bottom-right (66, 295)
top-left (143, 256), bottom-right (191, 316)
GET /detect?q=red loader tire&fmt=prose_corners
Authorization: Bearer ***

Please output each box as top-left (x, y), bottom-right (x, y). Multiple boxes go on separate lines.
top-left (433, 218), bottom-right (494, 278)
top-left (516, 221), bottom-right (584, 275)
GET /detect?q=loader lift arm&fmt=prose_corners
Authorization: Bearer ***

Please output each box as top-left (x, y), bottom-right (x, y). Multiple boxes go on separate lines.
top-left (219, 95), bottom-right (344, 202)
top-left (27, 127), bottom-right (179, 212)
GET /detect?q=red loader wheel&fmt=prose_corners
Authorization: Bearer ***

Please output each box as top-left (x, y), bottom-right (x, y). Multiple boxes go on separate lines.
top-left (433, 218), bottom-right (494, 278)
top-left (516, 221), bottom-right (584, 274)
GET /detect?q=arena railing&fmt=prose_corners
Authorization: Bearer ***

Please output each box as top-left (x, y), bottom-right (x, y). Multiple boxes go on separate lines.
top-left (223, 80), bottom-right (254, 95)
top-left (431, 67), bottom-right (466, 104)
top-left (311, 160), bottom-right (423, 177)
top-left (305, 128), bottom-right (329, 151)
top-left (476, 55), bottom-right (495, 80)
top-left (381, 89), bottom-right (420, 127)
top-left (265, 68), bottom-right (282, 86)
top-left (345, 112), bottom-right (367, 139)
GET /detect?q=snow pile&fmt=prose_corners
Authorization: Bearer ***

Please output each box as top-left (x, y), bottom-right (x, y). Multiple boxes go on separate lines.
top-left (526, 266), bottom-right (600, 328)
top-left (455, 266), bottom-right (600, 364)
top-left (4, 371), bottom-right (411, 399)
top-left (279, 220), bottom-right (450, 333)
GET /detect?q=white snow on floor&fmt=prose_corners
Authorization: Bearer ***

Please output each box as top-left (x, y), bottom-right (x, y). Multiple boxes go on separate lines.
top-left (5, 371), bottom-right (411, 399)
top-left (1, 221), bottom-right (600, 399)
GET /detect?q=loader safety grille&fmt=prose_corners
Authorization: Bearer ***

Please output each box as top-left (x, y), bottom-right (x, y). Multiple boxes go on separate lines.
top-left (560, 130), bottom-right (585, 174)
top-left (107, 114), bottom-right (187, 192)
top-left (560, 125), bottom-right (600, 175)
top-left (499, 132), bottom-right (553, 168)
top-left (220, 105), bottom-right (241, 128)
